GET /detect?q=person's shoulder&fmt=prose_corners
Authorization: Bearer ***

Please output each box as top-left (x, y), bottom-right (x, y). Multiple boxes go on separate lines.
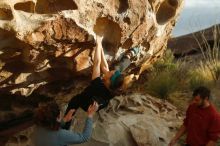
top-left (90, 77), bottom-right (103, 85)
top-left (209, 104), bottom-right (220, 117)
top-left (33, 126), bottom-right (49, 134)
top-left (187, 102), bottom-right (196, 110)
top-left (92, 77), bottom-right (101, 82)
top-left (85, 77), bottom-right (102, 89)
top-left (56, 129), bottom-right (77, 144)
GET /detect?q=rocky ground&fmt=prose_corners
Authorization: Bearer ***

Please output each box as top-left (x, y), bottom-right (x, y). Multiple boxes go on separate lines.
top-left (5, 91), bottom-right (183, 146)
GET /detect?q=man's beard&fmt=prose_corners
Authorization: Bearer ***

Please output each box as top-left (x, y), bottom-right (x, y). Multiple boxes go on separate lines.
top-left (198, 99), bottom-right (205, 108)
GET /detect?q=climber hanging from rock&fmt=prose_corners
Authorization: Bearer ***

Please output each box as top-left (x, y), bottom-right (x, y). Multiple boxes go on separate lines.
top-left (62, 36), bottom-right (126, 129)
top-left (62, 35), bottom-right (143, 129)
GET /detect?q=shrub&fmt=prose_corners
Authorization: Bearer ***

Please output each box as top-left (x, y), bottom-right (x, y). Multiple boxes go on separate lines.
top-left (187, 69), bottom-right (212, 91)
top-left (146, 70), bottom-right (178, 100)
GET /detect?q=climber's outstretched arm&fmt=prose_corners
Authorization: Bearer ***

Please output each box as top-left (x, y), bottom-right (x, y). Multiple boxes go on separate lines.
top-left (100, 45), bottom-right (109, 74)
top-left (92, 36), bottom-right (102, 80)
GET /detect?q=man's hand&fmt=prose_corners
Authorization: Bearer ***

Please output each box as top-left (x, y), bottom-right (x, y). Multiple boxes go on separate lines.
top-left (63, 109), bottom-right (75, 123)
top-left (168, 125), bottom-right (186, 146)
top-left (168, 138), bottom-right (177, 146)
top-left (87, 101), bottom-right (99, 118)
top-left (206, 141), bottom-right (216, 146)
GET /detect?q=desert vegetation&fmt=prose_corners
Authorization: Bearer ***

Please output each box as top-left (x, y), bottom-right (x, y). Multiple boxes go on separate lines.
top-left (141, 25), bottom-right (220, 112)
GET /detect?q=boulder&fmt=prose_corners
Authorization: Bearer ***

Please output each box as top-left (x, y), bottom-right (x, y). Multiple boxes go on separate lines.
top-left (0, 0), bottom-right (184, 95)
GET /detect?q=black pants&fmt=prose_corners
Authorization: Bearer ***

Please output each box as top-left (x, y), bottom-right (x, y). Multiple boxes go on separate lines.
top-left (62, 95), bottom-right (83, 130)
top-left (62, 94), bottom-right (108, 130)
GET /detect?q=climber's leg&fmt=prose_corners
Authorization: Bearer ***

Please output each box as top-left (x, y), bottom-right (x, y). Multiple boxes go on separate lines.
top-left (114, 46), bottom-right (141, 72)
top-left (114, 58), bottom-right (131, 72)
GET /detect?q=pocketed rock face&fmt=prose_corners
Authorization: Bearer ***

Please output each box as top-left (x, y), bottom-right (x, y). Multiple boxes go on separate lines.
top-left (1, 1), bottom-right (184, 145)
top-left (0, 0), bottom-right (184, 95)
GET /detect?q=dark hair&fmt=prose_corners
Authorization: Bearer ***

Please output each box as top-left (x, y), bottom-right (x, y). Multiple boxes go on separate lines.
top-left (110, 74), bottom-right (125, 90)
top-left (193, 86), bottom-right (211, 100)
top-left (34, 102), bottom-right (60, 131)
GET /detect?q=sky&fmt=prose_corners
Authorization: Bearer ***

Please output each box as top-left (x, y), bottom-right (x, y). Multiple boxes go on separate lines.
top-left (172, 0), bottom-right (220, 37)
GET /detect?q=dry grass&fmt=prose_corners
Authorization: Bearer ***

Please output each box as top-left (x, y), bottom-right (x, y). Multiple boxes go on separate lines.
top-left (194, 25), bottom-right (220, 83)
top-left (140, 25), bottom-right (220, 145)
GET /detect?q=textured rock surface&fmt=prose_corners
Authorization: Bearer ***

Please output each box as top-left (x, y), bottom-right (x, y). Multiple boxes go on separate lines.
top-left (5, 93), bottom-right (183, 146)
top-left (0, 0), bottom-right (184, 145)
top-left (0, 0), bottom-right (184, 95)
top-left (83, 93), bottom-right (182, 146)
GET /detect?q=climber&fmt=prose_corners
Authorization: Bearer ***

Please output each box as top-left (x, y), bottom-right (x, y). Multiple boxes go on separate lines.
top-left (62, 36), bottom-right (126, 130)
top-left (32, 101), bottom-right (98, 146)
top-left (169, 86), bottom-right (220, 146)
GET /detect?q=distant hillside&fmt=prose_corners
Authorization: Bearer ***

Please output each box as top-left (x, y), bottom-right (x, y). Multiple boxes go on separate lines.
top-left (168, 24), bottom-right (220, 58)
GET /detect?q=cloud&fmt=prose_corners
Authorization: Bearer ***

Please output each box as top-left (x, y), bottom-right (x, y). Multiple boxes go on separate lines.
top-left (172, 5), bottom-right (220, 36)
top-left (185, 0), bottom-right (220, 8)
